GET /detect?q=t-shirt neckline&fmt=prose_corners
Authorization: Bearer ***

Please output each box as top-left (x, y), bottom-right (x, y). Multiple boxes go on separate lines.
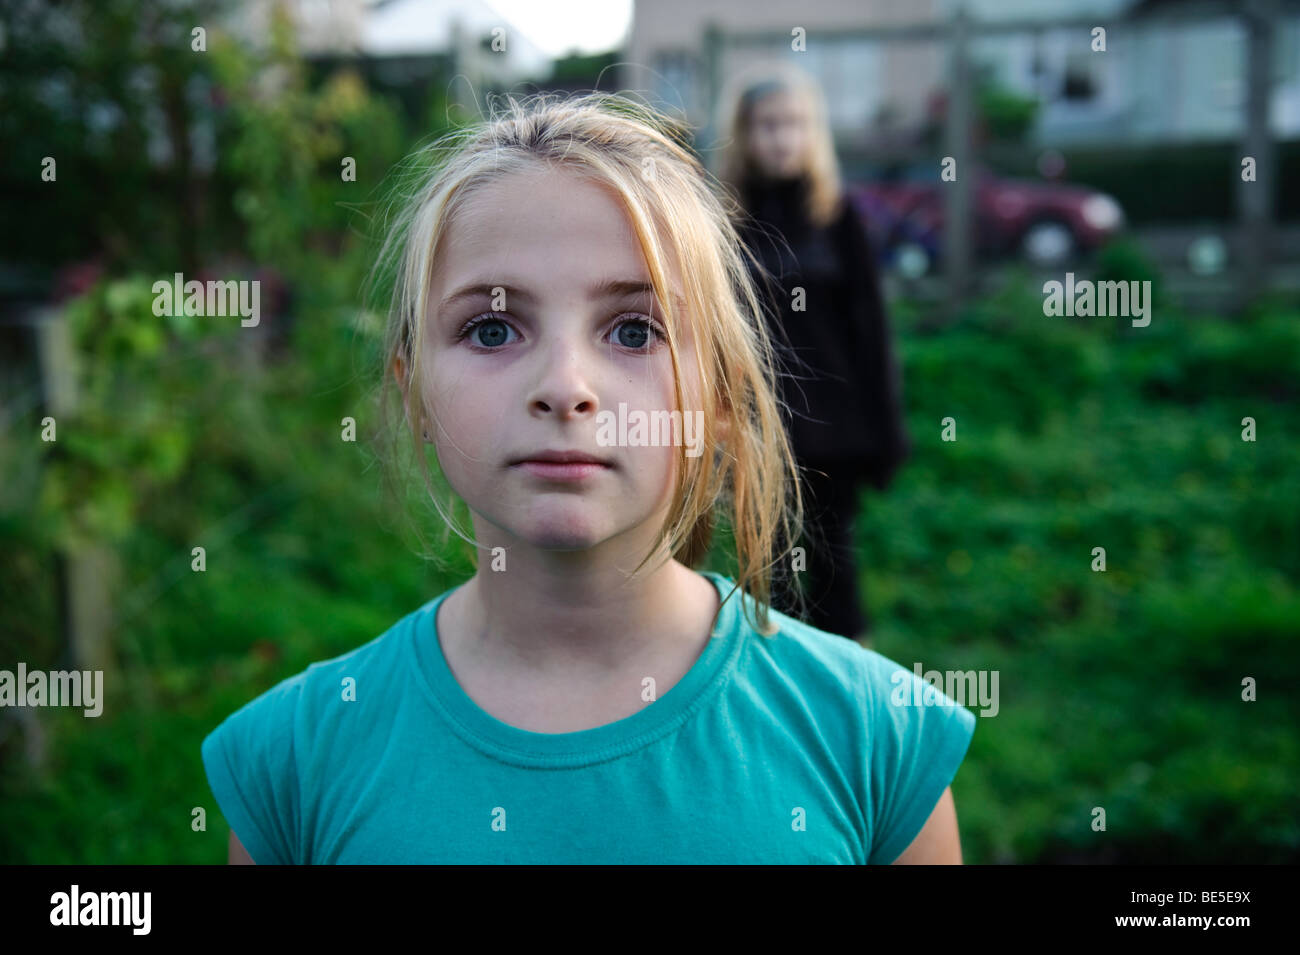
top-left (407, 570), bottom-right (746, 768)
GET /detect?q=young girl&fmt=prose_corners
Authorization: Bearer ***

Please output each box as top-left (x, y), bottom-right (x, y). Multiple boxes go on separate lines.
top-left (201, 92), bottom-right (974, 865)
top-left (721, 67), bottom-right (912, 642)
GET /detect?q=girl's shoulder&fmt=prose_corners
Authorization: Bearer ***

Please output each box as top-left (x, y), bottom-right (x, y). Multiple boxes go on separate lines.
top-left (719, 578), bottom-right (905, 704)
top-left (720, 582), bottom-right (977, 738)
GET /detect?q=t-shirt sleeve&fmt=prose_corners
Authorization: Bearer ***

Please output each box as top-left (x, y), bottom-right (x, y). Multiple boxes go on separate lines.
top-left (200, 673), bottom-right (305, 865)
top-left (860, 650), bottom-right (977, 865)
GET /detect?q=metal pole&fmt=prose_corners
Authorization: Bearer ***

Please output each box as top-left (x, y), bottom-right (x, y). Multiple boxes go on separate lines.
top-left (702, 23), bottom-right (723, 162)
top-left (945, 7), bottom-right (974, 313)
top-left (1238, 0), bottom-right (1276, 306)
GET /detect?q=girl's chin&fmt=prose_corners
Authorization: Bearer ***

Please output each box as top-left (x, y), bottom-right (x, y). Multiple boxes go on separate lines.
top-left (493, 512), bottom-right (611, 551)
top-left (469, 498), bottom-right (665, 554)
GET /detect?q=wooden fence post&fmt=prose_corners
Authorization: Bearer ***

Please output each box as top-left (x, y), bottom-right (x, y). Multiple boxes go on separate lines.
top-left (34, 306), bottom-right (121, 681)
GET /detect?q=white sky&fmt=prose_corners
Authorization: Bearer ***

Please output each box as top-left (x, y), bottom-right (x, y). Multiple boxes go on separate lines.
top-left (481, 0), bottom-right (634, 56)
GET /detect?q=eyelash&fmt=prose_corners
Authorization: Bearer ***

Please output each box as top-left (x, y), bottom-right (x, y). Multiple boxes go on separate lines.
top-left (455, 312), bottom-right (667, 351)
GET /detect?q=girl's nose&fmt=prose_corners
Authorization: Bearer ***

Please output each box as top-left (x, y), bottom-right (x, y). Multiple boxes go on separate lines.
top-left (527, 342), bottom-right (599, 420)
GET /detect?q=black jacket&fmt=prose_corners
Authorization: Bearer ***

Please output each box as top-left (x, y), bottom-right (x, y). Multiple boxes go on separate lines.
top-left (736, 174), bottom-right (911, 491)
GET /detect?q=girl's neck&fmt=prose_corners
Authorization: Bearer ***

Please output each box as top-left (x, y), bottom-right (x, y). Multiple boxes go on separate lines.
top-left (440, 553), bottom-right (721, 679)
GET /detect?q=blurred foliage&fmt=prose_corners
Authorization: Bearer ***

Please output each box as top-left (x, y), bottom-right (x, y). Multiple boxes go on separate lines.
top-left (1092, 237), bottom-right (1164, 310)
top-left (0, 0), bottom-right (408, 279)
top-left (0, 4), bottom-right (1296, 866)
top-left (0, 0), bottom-right (231, 271)
top-left (547, 50), bottom-right (622, 86)
top-left (917, 67), bottom-right (1040, 152)
top-left (208, 12), bottom-right (406, 277)
top-left (976, 71), bottom-right (1039, 145)
top-left (871, 287), bottom-right (1300, 863)
top-left (0, 0), bottom-right (460, 861)
top-left (36, 278), bottom-right (214, 552)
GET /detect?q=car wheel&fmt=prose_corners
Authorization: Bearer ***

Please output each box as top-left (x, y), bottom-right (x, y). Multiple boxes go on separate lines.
top-left (894, 241), bottom-right (931, 279)
top-left (1021, 220), bottom-right (1076, 267)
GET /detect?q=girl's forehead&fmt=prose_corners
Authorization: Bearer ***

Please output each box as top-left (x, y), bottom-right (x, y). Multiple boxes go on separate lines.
top-left (455, 167), bottom-right (629, 253)
top-left (460, 163), bottom-right (617, 218)
top-left (436, 164), bottom-right (684, 300)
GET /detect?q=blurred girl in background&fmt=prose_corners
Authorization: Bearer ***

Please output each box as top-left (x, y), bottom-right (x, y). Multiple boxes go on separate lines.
top-left (722, 67), bottom-right (911, 642)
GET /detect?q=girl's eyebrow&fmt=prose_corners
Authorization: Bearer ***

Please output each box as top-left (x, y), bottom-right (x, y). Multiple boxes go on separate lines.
top-left (437, 279), bottom-right (683, 313)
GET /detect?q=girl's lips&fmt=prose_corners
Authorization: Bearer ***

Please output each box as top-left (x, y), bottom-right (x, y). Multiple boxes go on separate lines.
top-left (514, 460), bottom-right (611, 481)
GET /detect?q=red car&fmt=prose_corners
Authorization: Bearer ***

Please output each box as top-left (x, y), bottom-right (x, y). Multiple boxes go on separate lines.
top-left (851, 163), bottom-right (1125, 275)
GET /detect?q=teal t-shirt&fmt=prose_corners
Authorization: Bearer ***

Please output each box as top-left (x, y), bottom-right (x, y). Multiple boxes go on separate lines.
top-left (201, 571), bottom-right (976, 864)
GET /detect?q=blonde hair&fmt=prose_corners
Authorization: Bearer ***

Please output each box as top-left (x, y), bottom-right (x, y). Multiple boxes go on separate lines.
top-left (718, 66), bottom-right (843, 227)
top-left (368, 92), bottom-right (804, 636)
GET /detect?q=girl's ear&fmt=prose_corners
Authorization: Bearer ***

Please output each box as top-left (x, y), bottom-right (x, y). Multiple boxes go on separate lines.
top-left (393, 354), bottom-right (421, 436)
top-left (713, 396), bottom-right (733, 447)
top-left (395, 356), bottom-right (435, 443)
top-left (392, 354), bottom-right (410, 415)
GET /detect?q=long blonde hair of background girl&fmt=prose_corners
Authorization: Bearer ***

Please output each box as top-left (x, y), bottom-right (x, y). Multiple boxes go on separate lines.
top-left (718, 66), bottom-right (843, 228)
top-left (368, 92), bottom-right (804, 636)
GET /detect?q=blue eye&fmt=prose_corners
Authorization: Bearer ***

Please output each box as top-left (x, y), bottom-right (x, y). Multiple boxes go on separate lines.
top-left (613, 315), bottom-right (663, 350)
top-left (617, 321), bottom-right (648, 349)
top-left (460, 315), bottom-right (517, 348)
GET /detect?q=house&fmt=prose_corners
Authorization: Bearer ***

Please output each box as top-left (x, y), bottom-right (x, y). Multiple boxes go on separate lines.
top-left (621, 0), bottom-right (1300, 153)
